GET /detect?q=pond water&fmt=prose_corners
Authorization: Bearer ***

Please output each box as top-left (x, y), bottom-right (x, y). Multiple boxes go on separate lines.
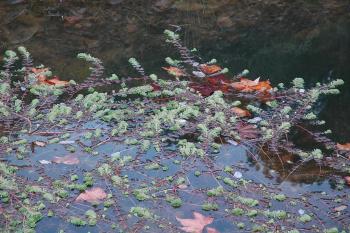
top-left (1, 1), bottom-right (350, 233)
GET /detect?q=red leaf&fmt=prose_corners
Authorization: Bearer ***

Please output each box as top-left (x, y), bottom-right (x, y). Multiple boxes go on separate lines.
top-left (176, 212), bottom-right (214, 233)
top-left (52, 154), bottom-right (79, 165)
top-left (75, 187), bottom-right (107, 203)
top-left (151, 82), bottom-right (161, 91)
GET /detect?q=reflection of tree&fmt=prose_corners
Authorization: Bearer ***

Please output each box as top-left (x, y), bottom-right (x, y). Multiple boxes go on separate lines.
top-left (250, 149), bottom-right (340, 185)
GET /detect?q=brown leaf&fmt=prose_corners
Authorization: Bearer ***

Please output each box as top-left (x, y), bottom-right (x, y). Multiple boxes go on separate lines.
top-left (200, 64), bottom-right (221, 75)
top-left (336, 143), bottom-right (350, 151)
top-left (76, 187), bottom-right (107, 203)
top-left (52, 154), bottom-right (79, 165)
top-left (231, 107), bottom-right (251, 118)
top-left (236, 123), bottom-right (259, 139)
top-left (162, 66), bottom-right (186, 77)
top-left (176, 212), bottom-right (214, 233)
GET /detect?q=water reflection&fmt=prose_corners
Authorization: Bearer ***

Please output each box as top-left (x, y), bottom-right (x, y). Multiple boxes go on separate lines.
top-left (1, 0), bottom-right (349, 184)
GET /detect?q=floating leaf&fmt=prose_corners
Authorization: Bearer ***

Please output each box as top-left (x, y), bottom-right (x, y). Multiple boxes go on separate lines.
top-left (44, 77), bottom-right (69, 86)
top-left (345, 176), bottom-right (350, 186)
top-left (33, 141), bottom-right (46, 147)
top-left (206, 227), bottom-right (220, 233)
top-left (231, 78), bottom-right (272, 93)
top-left (231, 107), bottom-right (251, 118)
top-left (176, 211), bottom-right (214, 233)
top-left (200, 64), bottom-right (222, 74)
top-left (52, 154), bottom-right (79, 165)
top-left (162, 66), bottom-right (186, 77)
top-left (336, 143), bottom-right (350, 151)
top-left (76, 187), bottom-right (107, 203)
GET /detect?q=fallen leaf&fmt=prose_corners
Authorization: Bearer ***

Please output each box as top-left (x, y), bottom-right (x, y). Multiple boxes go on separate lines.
top-left (34, 141), bottom-right (46, 147)
top-left (176, 212), bottom-right (214, 233)
top-left (200, 64), bottom-right (221, 75)
top-left (76, 187), bottom-right (107, 203)
top-left (43, 77), bottom-right (69, 86)
top-left (231, 107), bottom-right (251, 117)
top-left (231, 78), bottom-right (272, 93)
top-left (206, 227), bottom-right (220, 233)
top-left (345, 176), bottom-right (350, 186)
top-left (162, 66), bottom-right (186, 77)
top-left (39, 160), bottom-right (51, 164)
top-left (236, 123), bottom-right (259, 139)
top-left (334, 205), bottom-right (347, 212)
top-left (336, 143), bottom-right (350, 151)
top-left (64, 15), bottom-right (82, 26)
top-left (52, 154), bottom-right (79, 165)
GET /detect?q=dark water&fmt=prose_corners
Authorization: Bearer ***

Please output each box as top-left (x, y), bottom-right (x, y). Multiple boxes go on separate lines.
top-left (1, 1), bottom-right (350, 232)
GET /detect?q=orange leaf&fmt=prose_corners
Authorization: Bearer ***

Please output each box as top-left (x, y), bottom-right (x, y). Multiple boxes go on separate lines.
top-left (336, 143), bottom-right (350, 151)
top-left (52, 154), bottom-right (79, 165)
top-left (176, 212), bottom-right (214, 233)
top-left (200, 64), bottom-right (221, 75)
top-left (231, 78), bottom-right (272, 93)
top-left (75, 187), bottom-right (107, 203)
top-left (231, 107), bottom-right (251, 117)
top-left (44, 77), bottom-right (69, 86)
top-left (162, 66), bottom-right (186, 77)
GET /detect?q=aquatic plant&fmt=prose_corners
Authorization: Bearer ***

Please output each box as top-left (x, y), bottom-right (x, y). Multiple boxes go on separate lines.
top-left (0, 29), bottom-right (349, 233)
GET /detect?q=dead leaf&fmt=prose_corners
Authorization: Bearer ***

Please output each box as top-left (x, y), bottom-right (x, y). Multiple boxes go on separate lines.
top-left (334, 205), bottom-right (347, 212)
top-left (206, 227), bottom-right (220, 233)
top-left (76, 187), bottom-right (107, 203)
top-left (52, 154), bottom-right (79, 165)
top-left (231, 78), bottom-right (272, 93)
top-left (231, 107), bottom-right (251, 117)
top-left (64, 15), bottom-right (82, 26)
top-left (43, 77), bottom-right (69, 86)
top-left (345, 176), bottom-right (350, 186)
top-left (34, 141), bottom-right (46, 147)
top-left (200, 64), bottom-right (221, 75)
top-left (236, 123), bottom-right (259, 139)
top-left (162, 66), bottom-right (186, 77)
top-left (336, 143), bottom-right (350, 151)
top-left (176, 212), bottom-right (214, 233)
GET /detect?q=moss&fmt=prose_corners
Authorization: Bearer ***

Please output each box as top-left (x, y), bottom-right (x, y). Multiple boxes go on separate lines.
top-left (231, 208), bottom-right (244, 216)
top-left (69, 216), bottom-right (87, 226)
top-left (298, 214), bottom-right (312, 223)
top-left (130, 207), bottom-right (152, 219)
top-left (133, 188), bottom-right (150, 201)
top-left (144, 162), bottom-right (160, 170)
top-left (85, 210), bottom-right (97, 226)
top-left (246, 209), bottom-right (258, 217)
top-left (223, 177), bottom-right (238, 188)
top-left (201, 202), bottom-right (219, 211)
top-left (207, 186), bottom-right (224, 197)
top-left (237, 222), bottom-right (245, 229)
top-left (166, 196), bottom-right (182, 208)
top-left (324, 228), bottom-right (338, 233)
top-left (273, 194), bottom-right (286, 202)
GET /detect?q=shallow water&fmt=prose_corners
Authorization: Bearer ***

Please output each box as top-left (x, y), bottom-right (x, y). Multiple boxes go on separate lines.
top-left (1, 0), bottom-right (350, 232)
